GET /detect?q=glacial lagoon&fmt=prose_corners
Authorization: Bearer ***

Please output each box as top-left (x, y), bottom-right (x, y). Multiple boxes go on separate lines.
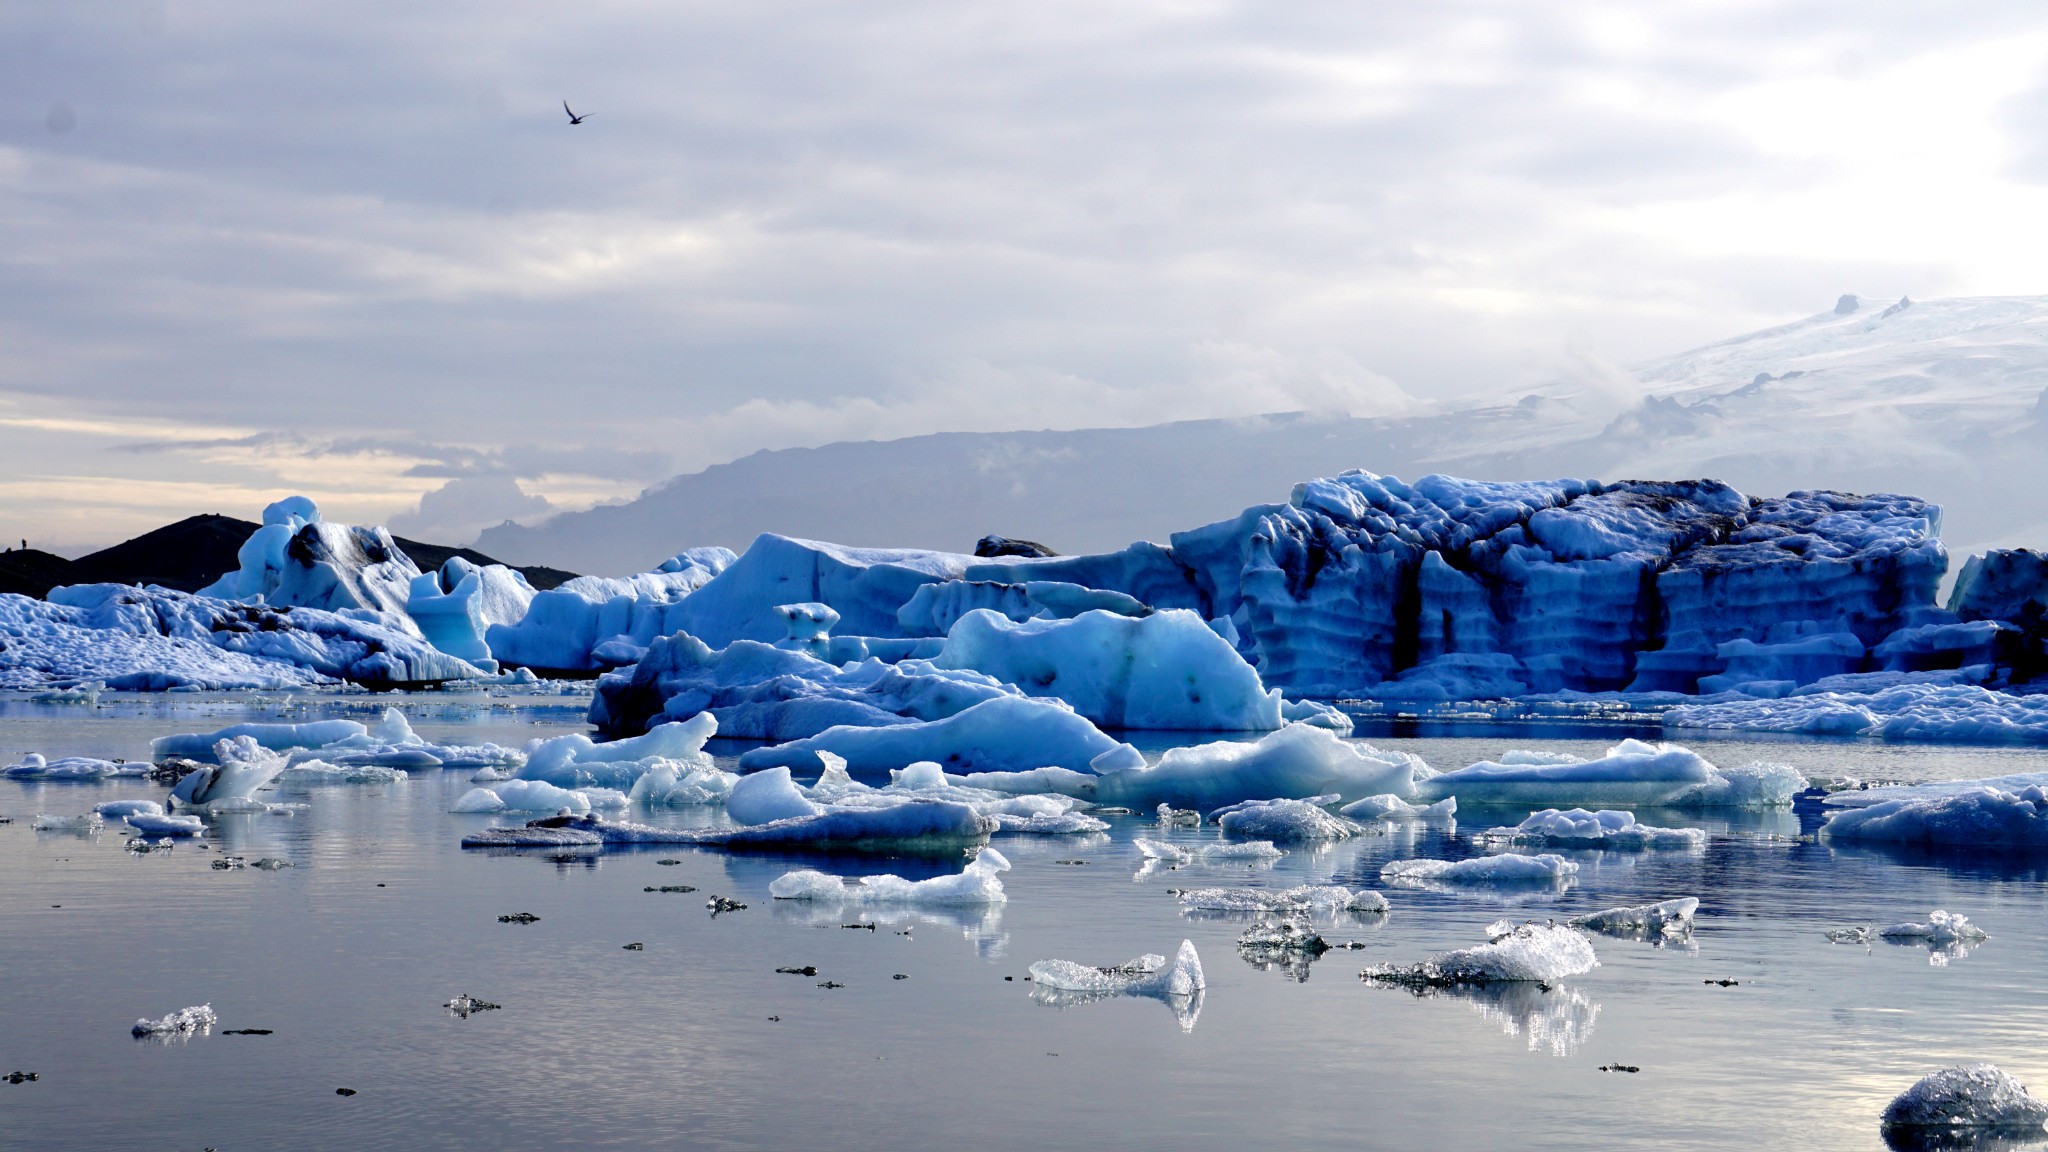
top-left (4, 694), bottom-right (2048, 1151)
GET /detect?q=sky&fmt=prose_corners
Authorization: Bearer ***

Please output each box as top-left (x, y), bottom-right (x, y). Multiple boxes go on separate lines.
top-left (7, 1), bottom-right (2048, 550)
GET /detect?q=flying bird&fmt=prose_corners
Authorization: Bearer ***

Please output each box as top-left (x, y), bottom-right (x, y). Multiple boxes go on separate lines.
top-left (563, 100), bottom-right (589, 125)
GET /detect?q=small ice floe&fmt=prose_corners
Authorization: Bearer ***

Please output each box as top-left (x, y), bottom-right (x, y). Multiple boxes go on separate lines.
top-left (1822, 786), bottom-right (2048, 851)
top-left (1826, 926), bottom-right (1872, 945)
top-left (94, 800), bottom-right (165, 823)
top-left (4, 753), bottom-right (143, 780)
top-left (1882, 1065), bottom-right (2048, 1142)
top-left (1028, 940), bottom-right (1206, 1031)
top-left (125, 836), bottom-right (174, 854)
top-left (706, 895), bottom-right (748, 914)
top-left (275, 760), bottom-right (408, 786)
top-left (1236, 918), bottom-right (1366, 981)
top-left (1155, 804), bottom-right (1200, 827)
top-left (1133, 838), bottom-right (1285, 867)
top-left (452, 779), bottom-right (620, 815)
top-left (769, 848), bottom-right (1011, 906)
top-left (1878, 911), bottom-right (1991, 965)
top-left (1362, 921), bottom-right (1598, 987)
top-left (1339, 794), bottom-right (1457, 824)
top-left (1568, 898), bottom-right (1699, 943)
top-left (1380, 853), bottom-right (1579, 889)
top-left (1173, 885), bottom-right (1389, 916)
top-left (168, 737), bottom-right (285, 814)
top-left (1475, 809), bottom-right (1705, 851)
top-left (131, 1004), bottom-right (217, 1040)
top-left (31, 812), bottom-right (102, 834)
top-left (126, 812), bottom-right (206, 837)
top-left (31, 680), bottom-right (102, 705)
top-left (444, 994), bottom-right (501, 1018)
top-left (1209, 796), bottom-right (1363, 842)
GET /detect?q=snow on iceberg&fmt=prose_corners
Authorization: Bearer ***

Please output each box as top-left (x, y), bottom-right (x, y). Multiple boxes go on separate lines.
top-left (1476, 809), bottom-right (1705, 851)
top-left (1338, 793), bottom-right (1457, 823)
top-left (932, 607), bottom-right (1285, 731)
top-left (483, 548), bottom-right (735, 673)
top-left (1363, 921), bottom-right (1598, 986)
top-left (736, 695), bottom-right (1127, 777)
top-left (1208, 796), bottom-right (1364, 841)
top-left (769, 846), bottom-right (1010, 905)
top-left (1568, 897), bottom-right (1699, 941)
top-left (1882, 1065), bottom-right (2048, 1138)
top-left (3, 753), bottom-right (143, 780)
top-left (1822, 787), bottom-right (2048, 850)
top-left (1088, 724), bottom-right (1422, 811)
top-left (1381, 853), bottom-right (1579, 888)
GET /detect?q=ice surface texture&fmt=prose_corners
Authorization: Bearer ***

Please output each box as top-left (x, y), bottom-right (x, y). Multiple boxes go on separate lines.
top-left (1882, 1066), bottom-right (2048, 1135)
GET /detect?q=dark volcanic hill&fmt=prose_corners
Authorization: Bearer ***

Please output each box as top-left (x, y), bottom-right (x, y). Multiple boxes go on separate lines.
top-left (40, 515), bottom-right (578, 597)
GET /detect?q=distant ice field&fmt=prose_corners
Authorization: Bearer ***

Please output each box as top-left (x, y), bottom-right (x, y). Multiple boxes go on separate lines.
top-left (5, 694), bottom-right (2048, 1151)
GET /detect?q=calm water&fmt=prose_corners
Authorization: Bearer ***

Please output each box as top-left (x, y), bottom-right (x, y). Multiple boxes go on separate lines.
top-left (4, 694), bottom-right (2048, 1151)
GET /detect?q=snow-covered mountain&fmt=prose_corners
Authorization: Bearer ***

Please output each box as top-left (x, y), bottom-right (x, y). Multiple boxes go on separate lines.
top-left (480, 294), bottom-right (2048, 575)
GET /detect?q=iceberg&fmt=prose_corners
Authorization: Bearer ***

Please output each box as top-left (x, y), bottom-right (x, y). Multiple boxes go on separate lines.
top-left (1878, 910), bottom-right (1990, 946)
top-left (3, 753), bottom-right (143, 780)
top-left (1667, 683), bottom-right (2048, 743)
top-left (153, 719), bottom-right (369, 762)
top-left (94, 799), bottom-right (166, 821)
top-left (1133, 838), bottom-right (1285, 865)
top-left (483, 548), bottom-right (735, 673)
top-left (131, 1004), bottom-right (217, 1039)
top-left (1087, 724), bottom-right (1422, 810)
top-left (725, 767), bottom-right (824, 825)
top-left (775, 758), bottom-right (1109, 837)
top-left (126, 812), bottom-right (207, 836)
top-left (454, 780), bottom-right (608, 815)
top-left (1882, 1065), bottom-right (2048, 1137)
top-left (627, 758), bottom-right (738, 807)
top-left (736, 695), bottom-right (1127, 777)
top-left (1568, 897), bottom-right (1699, 940)
top-left (1338, 794), bottom-right (1457, 823)
top-left (1381, 853), bottom-right (1579, 887)
top-left (768, 847), bottom-right (1010, 905)
top-left (1822, 786), bottom-right (2048, 850)
top-left (200, 497), bottom-right (415, 614)
top-left (932, 608), bottom-right (1285, 730)
top-left (1173, 885), bottom-right (1388, 914)
top-left (1029, 939), bottom-right (1206, 996)
top-left (517, 712), bottom-right (718, 789)
top-left (1476, 809), bottom-right (1706, 850)
top-left (405, 558), bottom-right (537, 667)
top-left (647, 533), bottom-right (968, 648)
top-left (169, 738), bottom-right (285, 813)
top-left (1208, 796), bottom-right (1364, 841)
top-left (1414, 739), bottom-right (1797, 809)
top-left (1362, 921), bottom-right (1599, 986)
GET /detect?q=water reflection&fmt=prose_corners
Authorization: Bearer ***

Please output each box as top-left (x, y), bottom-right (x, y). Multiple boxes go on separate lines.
top-left (767, 898), bottom-right (1008, 960)
top-left (1029, 985), bottom-right (1205, 1034)
top-left (1380, 981), bottom-right (1601, 1057)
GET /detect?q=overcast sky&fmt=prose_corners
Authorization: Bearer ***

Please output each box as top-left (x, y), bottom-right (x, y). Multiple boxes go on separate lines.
top-left (6, 1), bottom-right (2048, 549)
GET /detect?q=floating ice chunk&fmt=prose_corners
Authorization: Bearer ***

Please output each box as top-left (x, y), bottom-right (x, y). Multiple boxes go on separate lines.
top-left (518, 712), bottom-right (718, 789)
top-left (1156, 803), bottom-right (1200, 827)
top-left (1090, 725), bottom-right (1422, 810)
top-left (1279, 698), bottom-right (1354, 732)
top-left (1415, 739), bottom-right (1718, 808)
top-left (1569, 897), bottom-right (1699, 940)
top-left (1362, 922), bottom-right (1598, 985)
top-left (1175, 885), bottom-right (1388, 914)
top-left (461, 802), bottom-right (996, 856)
top-left (1209, 796), bottom-right (1363, 841)
top-left (1030, 939), bottom-right (1206, 997)
top-left (457, 779), bottom-right (598, 814)
top-left (987, 811), bottom-right (1110, 835)
top-left (132, 1004), bottom-right (217, 1039)
top-left (769, 847), bottom-right (1010, 905)
top-left (30, 680), bottom-right (102, 704)
top-left (1133, 838), bottom-right (1285, 864)
top-left (1879, 910), bottom-right (1989, 945)
top-left (3, 753), bottom-right (142, 780)
top-left (627, 759), bottom-right (738, 807)
top-left (1478, 809), bottom-right (1706, 850)
top-left (95, 799), bottom-right (166, 822)
top-left (1339, 794), bottom-right (1457, 823)
top-left (1882, 1065), bottom-right (2048, 1136)
top-left (32, 812), bottom-right (103, 833)
top-left (126, 812), bottom-right (206, 837)
top-left (1670, 683), bottom-right (2048, 744)
top-left (1381, 853), bottom-right (1579, 887)
top-left (935, 608), bottom-right (1284, 731)
top-left (276, 759), bottom-right (409, 785)
top-left (737, 695), bottom-right (1126, 778)
top-left (1671, 761), bottom-right (1805, 808)
top-left (169, 738), bottom-right (285, 813)
top-left (1822, 786), bottom-right (2048, 849)
top-left (153, 719), bottom-right (369, 762)
top-left (1236, 918), bottom-right (1354, 980)
top-left (726, 767), bottom-right (825, 826)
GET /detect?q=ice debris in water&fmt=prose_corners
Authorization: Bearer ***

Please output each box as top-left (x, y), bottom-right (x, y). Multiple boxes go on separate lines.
top-left (1880, 910), bottom-right (1992, 961)
top-left (1029, 939), bottom-right (1206, 998)
top-left (1381, 853), bottom-right (1579, 887)
top-left (1822, 786), bottom-right (2048, 850)
top-left (1826, 926), bottom-right (1872, 945)
top-left (32, 812), bottom-right (102, 834)
top-left (1209, 796), bottom-right (1363, 841)
top-left (1174, 885), bottom-right (1389, 915)
top-left (1568, 898), bottom-right (1699, 941)
top-left (1476, 809), bottom-right (1705, 851)
top-left (94, 800), bottom-right (164, 822)
top-left (1155, 804), bottom-right (1200, 827)
top-left (1133, 838), bottom-right (1285, 865)
top-left (4, 753), bottom-right (144, 780)
top-left (769, 848), bottom-right (1010, 906)
top-left (1339, 794), bottom-right (1456, 823)
top-left (444, 994), bottom-right (501, 1018)
top-left (132, 1004), bottom-right (217, 1039)
top-left (126, 812), bottom-right (206, 837)
top-left (1363, 922), bottom-right (1598, 986)
top-left (1882, 1065), bottom-right (2048, 1136)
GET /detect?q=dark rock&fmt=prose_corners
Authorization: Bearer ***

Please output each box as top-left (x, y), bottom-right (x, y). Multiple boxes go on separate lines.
top-left (222, 1029), bottom-right (272, 1036)
top-left (497, 912), bottom-right (541, 924)
top-left (643, 885), bottom-right (697, 893)
top-left (335, 1088), bottom-right (357, 1096)
top-left (974, 535), bottom-right (1057, 559)
top-left (622, 942), bottom-right (645, 950)
top-left (776, 966), bottom-right (819, 976)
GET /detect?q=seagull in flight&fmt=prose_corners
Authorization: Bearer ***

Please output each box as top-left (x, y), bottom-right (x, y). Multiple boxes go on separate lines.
top-left (563, 100), bottom-right (589, 125)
